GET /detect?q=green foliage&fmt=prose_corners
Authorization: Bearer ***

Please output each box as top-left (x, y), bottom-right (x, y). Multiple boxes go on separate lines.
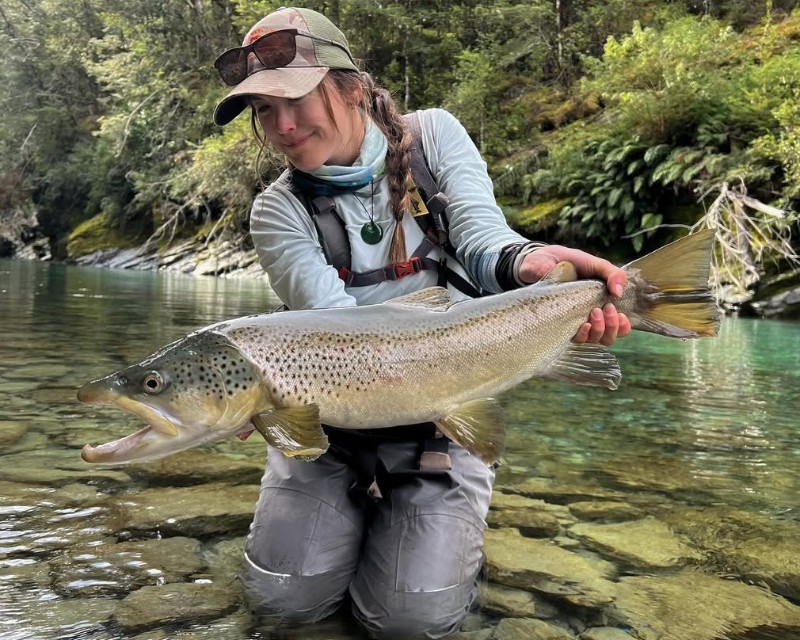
top-left (1, 0), bottom-right (798, 262)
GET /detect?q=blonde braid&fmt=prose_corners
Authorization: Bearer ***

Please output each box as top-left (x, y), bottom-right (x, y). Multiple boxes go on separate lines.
top-left (326, 71), bottom-right (414, 264)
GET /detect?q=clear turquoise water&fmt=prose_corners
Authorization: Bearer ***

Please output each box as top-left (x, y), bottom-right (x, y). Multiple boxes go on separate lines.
top-left (1, 258), bottom-right (798, 638)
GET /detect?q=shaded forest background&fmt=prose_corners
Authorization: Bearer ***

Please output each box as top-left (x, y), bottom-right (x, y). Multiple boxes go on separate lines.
top-left (1, 0), bottom-right (799, 280)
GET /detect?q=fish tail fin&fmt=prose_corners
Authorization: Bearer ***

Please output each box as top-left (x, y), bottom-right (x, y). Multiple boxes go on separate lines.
top-left (625, 229), bottom-right (720, 339)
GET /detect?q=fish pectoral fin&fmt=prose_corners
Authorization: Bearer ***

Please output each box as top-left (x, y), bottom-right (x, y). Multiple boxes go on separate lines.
top-left (541, 261), bottom-right (579, 283)
top-left (543, 343), bottom-right (621, 390)
top-left (251, 405), bottom-right (329, 460)
top-left (435, 398), bottom-right (505, 465)
top-left (383, 286), bottom-right (454, 311)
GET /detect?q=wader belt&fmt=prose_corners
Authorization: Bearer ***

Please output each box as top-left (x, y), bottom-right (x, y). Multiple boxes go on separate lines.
top-left (323, 423), bottom-right (453, 503)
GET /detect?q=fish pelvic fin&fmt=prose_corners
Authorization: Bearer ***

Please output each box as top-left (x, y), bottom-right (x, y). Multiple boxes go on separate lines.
top-left (251, 405), bottom-right (329, 460)
top-left (625, 229), bottom-right (720, 338)
top-left (544, 343), bottom-right (621, 390)
top-left (435, 398), bottom-right (505, 465)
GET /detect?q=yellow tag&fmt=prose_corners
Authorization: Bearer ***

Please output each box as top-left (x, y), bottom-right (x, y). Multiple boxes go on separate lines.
top-left (407, 178), bottom-right (429, 216)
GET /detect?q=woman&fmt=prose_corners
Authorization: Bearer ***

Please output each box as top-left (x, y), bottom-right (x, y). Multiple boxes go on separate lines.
top-left (213, 7), bottom-right (630, 639)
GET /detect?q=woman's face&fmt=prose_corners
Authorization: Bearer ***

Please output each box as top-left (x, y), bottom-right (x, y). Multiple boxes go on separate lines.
top-left (251, 83), bottom-right (363, 171)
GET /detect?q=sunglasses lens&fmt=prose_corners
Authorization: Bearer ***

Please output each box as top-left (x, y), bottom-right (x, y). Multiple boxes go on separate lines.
top-left (215, 49), bottom-right (247, 86)
top-left (215, 31), bottom-right (300, 87)
top-left (253, 30), bottom-right (297, 69)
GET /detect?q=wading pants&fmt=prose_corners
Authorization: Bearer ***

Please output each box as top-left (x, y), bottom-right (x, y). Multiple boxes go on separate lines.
top-left (240, 437), bottom-right (494, 640)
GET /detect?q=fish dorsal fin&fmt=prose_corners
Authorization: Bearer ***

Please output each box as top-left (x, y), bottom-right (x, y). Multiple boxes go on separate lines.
top-left (435, 398), bottom-right (506, 465)
top-left (251, 404), bottom-right (329, 460)
top-left (541, 261), bottom-right (579, 283)
top-left (384, 286), bottom-right (453, 311)
top-left (543, 343), bottom-right (621, 390)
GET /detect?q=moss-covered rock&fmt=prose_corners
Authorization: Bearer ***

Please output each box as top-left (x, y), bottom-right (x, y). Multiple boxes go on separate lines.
top-left (67, 211), bottom-right (144, 259)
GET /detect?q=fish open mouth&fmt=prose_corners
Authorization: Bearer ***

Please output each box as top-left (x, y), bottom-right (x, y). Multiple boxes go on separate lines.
top-left (81, 425), bottom-right (154, 463)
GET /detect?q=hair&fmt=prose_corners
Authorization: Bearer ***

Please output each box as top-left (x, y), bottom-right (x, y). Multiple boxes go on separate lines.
top-left (249, 70), bottom-right (413, 265)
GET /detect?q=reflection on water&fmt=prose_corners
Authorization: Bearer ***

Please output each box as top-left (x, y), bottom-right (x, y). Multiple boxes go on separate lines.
top-left (1, 258), bottom-right (799, 640)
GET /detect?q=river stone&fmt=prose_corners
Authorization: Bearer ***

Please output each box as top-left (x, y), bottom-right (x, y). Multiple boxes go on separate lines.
top-left (492, 617), bottom-right (576, 640)
top-left (487, 495), bottom-right (562, 537)
top-left (452, 630), bottom-right (493, 640)
top-left (51, 536), bottom-right (205, 596)
top-left (130, 610), bottom-right (254, 640)
top-left (502, 478), bottom-right (626, 504)
top-left (113, 581), bottom-right (241, 633)
top-left (484, 528), bottom-right (616, 609)
top-left (20, 596), bottom-right (117, 637)
top-left (125, 450), bottom-right (264, 487)
top-left (204, 536), bottom-right (246, 584)
top-left (610, 569), bottom-right (800, 640)
top-left (116, 483), bottom-right (259, 538)
top-left (0, 559), bottom-right (51, 586)
top-left (579, 628), bottom-right (635, 640)
top-left (0, 420), bottom-right (28, 446)
top-left (659, 505), bottom-right (800, 601)
top-left (480, 583), bottom-right (560, 619)
top-left (567, 501), bottom-right (645, 523)
top-left (0, 450), bottom-right (131, 487)
top-left (568, 518), bottom-right (702, 569)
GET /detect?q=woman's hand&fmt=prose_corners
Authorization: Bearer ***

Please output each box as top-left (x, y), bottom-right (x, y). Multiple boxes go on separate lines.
top-left (518, 246), bottom-right (632, 346)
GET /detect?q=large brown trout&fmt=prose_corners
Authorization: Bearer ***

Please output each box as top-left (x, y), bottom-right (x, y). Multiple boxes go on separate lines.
top-left (78, 230), bottom-right (719, 465)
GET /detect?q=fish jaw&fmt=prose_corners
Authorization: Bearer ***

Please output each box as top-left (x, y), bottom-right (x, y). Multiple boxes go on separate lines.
top-left (77, 336), bottom-right (270, 464)
top-left (78, 381), bottom-right (266, 464)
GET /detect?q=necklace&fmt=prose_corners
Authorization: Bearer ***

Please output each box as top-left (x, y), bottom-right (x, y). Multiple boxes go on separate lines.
top-left (358, 180), bottom-right (383, 245)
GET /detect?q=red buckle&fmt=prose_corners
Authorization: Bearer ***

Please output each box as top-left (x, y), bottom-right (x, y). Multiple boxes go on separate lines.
top-left (337, 266), bottom-right (352, 283)
top-left (393, 257), bottom-right (423, 279)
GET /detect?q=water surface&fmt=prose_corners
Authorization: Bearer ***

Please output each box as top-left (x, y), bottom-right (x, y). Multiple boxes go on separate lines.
top-left (1, 258), bottom-right (798, 639)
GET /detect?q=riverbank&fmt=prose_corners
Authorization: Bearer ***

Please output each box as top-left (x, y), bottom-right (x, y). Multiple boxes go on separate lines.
top-left (3, 208), bottom-right (800, 318)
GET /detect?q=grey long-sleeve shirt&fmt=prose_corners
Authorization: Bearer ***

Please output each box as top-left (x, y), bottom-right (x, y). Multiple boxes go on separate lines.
top-left (249, 108), bottom-right (533, 311)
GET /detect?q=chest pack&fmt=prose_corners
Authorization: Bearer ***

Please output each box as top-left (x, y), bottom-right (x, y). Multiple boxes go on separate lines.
top-left (283, 112), bottom-right (481, 298)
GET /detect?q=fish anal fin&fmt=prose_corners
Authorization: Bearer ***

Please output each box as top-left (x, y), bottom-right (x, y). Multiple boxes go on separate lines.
top-left (384, 286), bottom-right (453, 311)
top-left (435, 398), bottom-right (505, 465)
top-left (542, 261), bottom-right (578, 283)
top-left (543, 343), bottom-right (621, 390)
top-left (251, 404), bottom-right (329, 460)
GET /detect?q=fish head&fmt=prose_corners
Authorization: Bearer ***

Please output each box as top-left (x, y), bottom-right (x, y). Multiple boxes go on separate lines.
top-left (77, 331), bottom-right (268, 464)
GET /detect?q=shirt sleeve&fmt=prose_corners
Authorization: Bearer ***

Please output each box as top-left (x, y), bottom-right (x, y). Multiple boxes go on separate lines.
top-left (416, 109), bottom-right (543, 293)
top-left (249, 178), bottom-right (357, 310)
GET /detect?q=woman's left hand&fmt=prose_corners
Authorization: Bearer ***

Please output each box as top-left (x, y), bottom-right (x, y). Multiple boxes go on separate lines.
top-left (518, 245), bottom-right (632, 347)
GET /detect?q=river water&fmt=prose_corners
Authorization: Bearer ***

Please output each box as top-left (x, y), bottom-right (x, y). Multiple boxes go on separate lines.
top-left (1, 258), bottom-right (799, 640)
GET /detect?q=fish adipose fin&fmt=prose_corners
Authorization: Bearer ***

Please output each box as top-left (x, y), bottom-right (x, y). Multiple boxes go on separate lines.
top-left (625, 229), bottom-right (720, 338)
top-left (251, 405), bottom-right (329, 460)
top-left (384, 286), bottom-right (454, 311)
top-left (435, 398), bottom-right (506, 465)
top-left (543, 343), bottom-right (621, 390)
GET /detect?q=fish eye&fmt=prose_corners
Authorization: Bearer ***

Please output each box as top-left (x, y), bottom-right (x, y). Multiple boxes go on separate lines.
top-left (142, 372), bottom-right (165, 395)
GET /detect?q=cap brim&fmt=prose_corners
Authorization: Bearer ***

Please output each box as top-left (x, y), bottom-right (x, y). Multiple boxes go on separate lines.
top-left (213, 67), bottom-right (328, 126)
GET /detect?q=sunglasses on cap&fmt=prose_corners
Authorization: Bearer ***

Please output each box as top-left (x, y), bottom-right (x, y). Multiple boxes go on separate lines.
top-left (214, 29), bottom-right (353, 86)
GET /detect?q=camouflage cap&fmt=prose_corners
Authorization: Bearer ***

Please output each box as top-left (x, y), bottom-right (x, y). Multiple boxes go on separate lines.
top-left (213, 7), bottom-right (359, 126)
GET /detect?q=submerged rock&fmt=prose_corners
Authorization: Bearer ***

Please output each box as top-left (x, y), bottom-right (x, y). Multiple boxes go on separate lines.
top-left (115, 483), bottom-right (259, 538)
top-left (567, 501), bottom-right (645, 523)
top-left (568, 518), bottom-right (703, 569)
top-left (125, 450), bottom-right (264, 487)
top-left (609, 569), bottom-right (800, 640)
top-left (480, 583), bottom-right (561, 619)
top-left (488, 492), bottom-right (563, 537)
top-left (114, 581), bottom-right (241, 633)
top-left (492, 617), bottom-right (575, 639)
top-left (483, 528), bottom-right (617, 609)
top-left (51, 536), bottom-right (205, 596)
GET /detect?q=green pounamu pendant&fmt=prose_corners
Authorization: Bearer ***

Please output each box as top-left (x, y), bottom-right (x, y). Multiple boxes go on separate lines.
top-left (360, 221), bottom-right (383, 245)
